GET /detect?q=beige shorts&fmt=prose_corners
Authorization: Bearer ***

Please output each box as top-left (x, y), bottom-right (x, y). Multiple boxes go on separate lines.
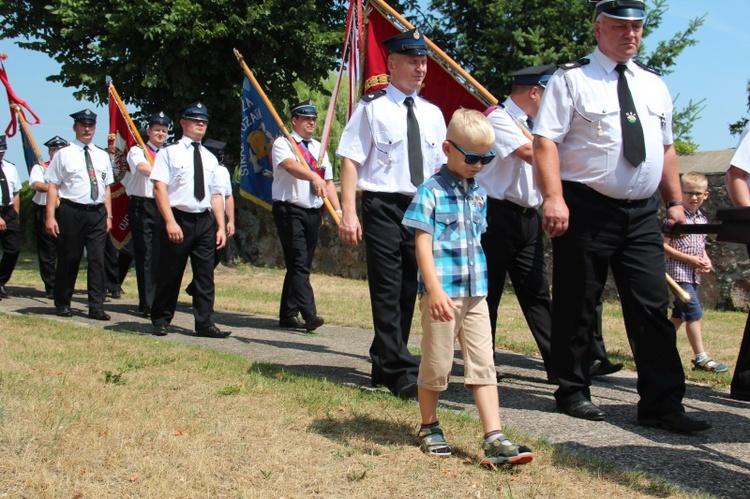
top-left (418, 294), bottom-right (496, 391)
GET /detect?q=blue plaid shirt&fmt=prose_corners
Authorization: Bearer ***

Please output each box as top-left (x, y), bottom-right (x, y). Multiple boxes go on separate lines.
top-left (402, 165), bottom-right (488, 298)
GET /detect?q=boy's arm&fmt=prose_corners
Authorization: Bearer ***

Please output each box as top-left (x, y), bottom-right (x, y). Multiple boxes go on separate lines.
top-left (415, 229), bottom-right (457, 322)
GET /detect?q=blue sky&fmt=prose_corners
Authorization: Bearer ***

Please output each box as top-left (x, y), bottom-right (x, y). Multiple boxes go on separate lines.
top-left (1, 0), bottom-right (748, 181)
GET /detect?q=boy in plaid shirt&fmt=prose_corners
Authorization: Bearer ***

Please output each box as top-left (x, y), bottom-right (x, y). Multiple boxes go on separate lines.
top-left (663, 172), bottom-right (727, 373)
top-left (402, 109), bottom-right (533, 466)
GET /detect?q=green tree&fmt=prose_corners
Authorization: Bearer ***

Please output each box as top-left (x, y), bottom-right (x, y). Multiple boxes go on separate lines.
top-left (0, 0), bottom-right (347, 162)
top-left (405, 0), bottom-right (705, 153)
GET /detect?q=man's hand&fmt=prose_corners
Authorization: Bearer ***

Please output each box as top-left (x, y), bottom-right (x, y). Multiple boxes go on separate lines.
top-left (541, 195), bottom-right (570, 237)
top-left (226, 221), bottom-right (235, 238)
top-left (337, 209), bottom-right (362, 247)
top-left (0, 217), bottom-right (6, 232)
top-left (663, 205), bottom-right (686, 231)
top-left (45, 217), bottom-right (59, 238)
top-left (106, 217), bottom-right (112, 233)
top-left (311, 175), bottom-right (327, 199)
top-left (165, 220), bottom-right (184, 244)
top-left (216, 227), bottom-right (226, 250)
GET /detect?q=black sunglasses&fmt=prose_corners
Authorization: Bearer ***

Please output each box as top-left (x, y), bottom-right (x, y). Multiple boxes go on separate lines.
top-left (447, 140), bottom-right (496, 165)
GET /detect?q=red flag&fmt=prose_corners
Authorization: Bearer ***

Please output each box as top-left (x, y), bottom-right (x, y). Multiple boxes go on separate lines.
top-left (107, 90), bottom-right (136, 249)
top-left (0, 54), bottom-right (42, 137)
top-left (362, 0), bottom-right (495, 123)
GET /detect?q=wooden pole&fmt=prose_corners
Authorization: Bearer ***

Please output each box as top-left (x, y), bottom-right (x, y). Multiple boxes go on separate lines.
top-left (233, 48), bottom-right (340, 225)
top-left (10, 103), bottom-right (45, 170)
top-left (106, 79), bottom-right (153, 166)
top-left (665, 273), bottom-right (691, 303)
top-left (368, 0), bottom-right (497, 106)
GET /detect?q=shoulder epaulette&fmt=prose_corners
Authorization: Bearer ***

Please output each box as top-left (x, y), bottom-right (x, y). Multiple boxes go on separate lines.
top-left (96, 145), bottom-right (108, 152)
top-left (634, 61), bottom-right (662, 77)
top-left (2, 159), bottom-right (16, 166)
top-left (416, 94), bottom-right (437, 106)
top-left (558, 58), bottom-right (590, 70)
top-left (163, 141), bottom-right (180, 148)
top-left (361, 89), bottom-right (386, 102)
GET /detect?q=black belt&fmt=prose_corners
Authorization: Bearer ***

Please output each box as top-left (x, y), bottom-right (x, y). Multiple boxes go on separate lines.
top-left (172, 208), bottom-right (212, 219)
top-left (129, 195), bottom-right (155, 202)
top-left (274, 200), bottom-right (321, 213)
top-left (562, 181), bottom-right (650, 208)
top-left (60, 199), bottom-right (104, 211)
top-left (363, 191), bottom-right (414, 204)
top-left (490, 197), bottom-right (538, 216)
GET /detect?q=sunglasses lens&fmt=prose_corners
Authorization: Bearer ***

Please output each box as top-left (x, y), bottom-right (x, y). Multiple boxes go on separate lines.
top-left (464, 154), bottom-right (481, 165)
top-left (480, 156), bottom-right (495, 165)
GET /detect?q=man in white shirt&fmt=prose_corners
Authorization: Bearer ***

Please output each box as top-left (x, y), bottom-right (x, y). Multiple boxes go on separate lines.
top-left (0, 135), bottom-right (22, 299)
top-left (533, 0), bottom-right (710, 433)
top-left (271, 102), bottom-right (340, 332)
top-left (45, 109), bottom-right (114, 320)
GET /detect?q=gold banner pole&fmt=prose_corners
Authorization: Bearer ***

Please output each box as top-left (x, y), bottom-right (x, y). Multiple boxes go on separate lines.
top-left (106, 78), bottom-right (153, 166)
top-left (10, 103), bottom-right (45, 170)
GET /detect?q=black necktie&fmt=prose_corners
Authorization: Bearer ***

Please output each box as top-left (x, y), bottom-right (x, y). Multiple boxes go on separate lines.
top-left (404, 96), bottom-right (424, 187)
top-left (615, 64), bottom-right (646, 167)
top-left (526, 117), bottom-right (534, 131)
top-left (0, 164), bottom-right (9, 206)
top-left (302, 140), bottom-right (311, 150)
top-left (192, 142), bottom-right (205, 201)
top-left (84, 145), bottom-right (98, 201)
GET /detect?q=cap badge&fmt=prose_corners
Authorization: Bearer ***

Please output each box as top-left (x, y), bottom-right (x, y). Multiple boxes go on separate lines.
top-left (413, 29), bottom-right (420, 39)
top-left (197, 103), bottom-right (203, 108)
top-left (85, 109), bottom-right (91, 115)
top-left (158, 112), bottom-right (164, 117)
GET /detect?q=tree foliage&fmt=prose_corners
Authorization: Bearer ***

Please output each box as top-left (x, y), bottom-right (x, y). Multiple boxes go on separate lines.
top-left (729, 80), bottom-right (750, 137)
top-left (405, 0), bottom-right (705, 153)
top-left (0, 0), bottom-right (347, 161)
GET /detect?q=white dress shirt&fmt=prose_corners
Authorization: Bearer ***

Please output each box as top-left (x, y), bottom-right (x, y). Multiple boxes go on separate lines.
top-left (476, 98), bottom-right (542, 208)
top-left (272, 131), bottom-right (333, 209)
top-left (150, 136), bottom-right (221, 213)
top-left (126, 142), bottom-right (160, 198)
top-left (0, 159), bottom-right (21, 205)
top-left (729, 123), bottom-right (750, 189)
top-left (336, 83), bottom-right (447, 195)
top-left (45, 140), bottom-right (114, 204)
top-left (29, 163), bottom-right (48, 205)
top-left (534, 48), bottom-right (673, 200)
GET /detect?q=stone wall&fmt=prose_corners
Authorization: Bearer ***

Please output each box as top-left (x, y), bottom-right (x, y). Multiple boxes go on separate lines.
top-left (228, 171), bottom-right (750, 311)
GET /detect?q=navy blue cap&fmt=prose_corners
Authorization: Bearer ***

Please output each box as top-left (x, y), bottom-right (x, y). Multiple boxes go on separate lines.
top-left (44, 135), bottom-right (69, 150)
top-left (510, 64), bottom-right (557, 88)
top-left (591, 1), bottom-right (646, 20)
top-left (180, 102), bottom-right (209, 122)
top-left (147, 111), bottom-right (172, 127)
top-left (70, 108), bottom-right (97, 124)
top-left (383, 28), bottom-right (429, 56)
top-left (0, 135), bottom-right (6, 151)
top-left (291, 101), bottom-right (318, 118)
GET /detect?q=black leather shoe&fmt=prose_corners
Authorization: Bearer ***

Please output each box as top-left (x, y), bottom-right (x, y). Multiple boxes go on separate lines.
top-left (304, 315), bottom-right (325, 332)
top-left (637, 412), bottom-right (712, 433)
top-left (396, 381), bottom-right (418, 400)
top-left (45, 290), bottom-right (55, 300)
top-left (108, 288), bottom-right (121, 299)
top-left (152, 325), bottom-right (168, 336)
top-left (0, 285), bottom-right (11, 298)
top-left (730, 390), bottom-right (750, 401)
top-left (56, 306), bottom-right (72, 317)
top-left (592, 360), bottom-right (624, 377)
top-left (185, 283), bottom-right (194, 296)
top-left (279, 316), bottom-right (305, 329)
top-left (588, 359), bottom-right (602, 376)
top-left (196, 325), bottom-right (231, 338)
top-left (140, 306), bottom-right (152, 318)
top-left (559, 400), bottom-right (606, 421)
top-left (88, 310), bottom-right (111, 321)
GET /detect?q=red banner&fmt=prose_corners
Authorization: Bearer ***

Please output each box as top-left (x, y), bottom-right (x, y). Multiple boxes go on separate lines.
top-left (0, 54), bottom-right (42, 138)
top-left (362, 2), bottom-right (492, 123)
top-left (107, 93), bottom-right (135, 249)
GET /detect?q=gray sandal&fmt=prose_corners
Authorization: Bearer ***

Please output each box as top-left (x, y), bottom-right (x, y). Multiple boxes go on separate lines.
top-left (418, 425), bottom-right (452, 457)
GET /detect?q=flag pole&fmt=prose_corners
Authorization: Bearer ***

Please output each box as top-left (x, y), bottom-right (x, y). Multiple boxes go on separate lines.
top-left (233, 48), bottom-right (340, 225)
top-left (368, 0), bottom-right (497, 106)
top-left (106, 77), bottom-right (154, 166)
top-left (10, 103), bottom-right (45, 169)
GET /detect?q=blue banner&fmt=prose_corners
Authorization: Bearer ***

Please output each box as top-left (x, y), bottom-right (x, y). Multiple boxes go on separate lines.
top-left (239, 76), bottom-right (277, 210)
top-left (19, 122), bottom-right (41, 174)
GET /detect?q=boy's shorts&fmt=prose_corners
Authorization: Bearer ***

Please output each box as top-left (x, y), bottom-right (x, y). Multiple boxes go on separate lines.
top-left (671, 281), bottom-right (703, 321)
top-left (417, 294), bottom-right (497, 391)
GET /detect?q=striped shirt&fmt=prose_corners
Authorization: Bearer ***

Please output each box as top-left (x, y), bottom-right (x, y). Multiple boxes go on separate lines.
top-left (665, 208), bottom-right (707, 284)
top-left (402, 165), bottom-right (488, 298)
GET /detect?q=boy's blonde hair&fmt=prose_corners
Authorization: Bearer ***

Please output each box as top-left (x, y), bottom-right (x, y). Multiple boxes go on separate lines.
top-left (446, 108), bottom-right (494, 147)
top-left (681, 171), bottom-right (708, 190)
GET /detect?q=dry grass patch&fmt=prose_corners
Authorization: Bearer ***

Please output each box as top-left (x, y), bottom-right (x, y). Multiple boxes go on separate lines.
top-left (0, 314), bottom-right (695, 498)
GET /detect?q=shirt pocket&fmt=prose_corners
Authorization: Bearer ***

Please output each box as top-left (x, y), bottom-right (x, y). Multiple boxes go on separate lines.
top-left (435, 211), bottom-right (460, 243)
top-left (374, 130), bottom-right (404, 170)
top-left (421, 129), bottom-right (443, 173)
top-left (470, 210), bottom-right (486, 236)
top-left (644, 100), bottom-right (668, 138)
top-left (63, 162), bottom-right (87, 183)
top-left (581, 99), bottom-right (620, 141)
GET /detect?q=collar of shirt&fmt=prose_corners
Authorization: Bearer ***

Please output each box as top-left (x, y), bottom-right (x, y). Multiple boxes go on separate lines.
top-left (503, 97), bottom-right (528, 123)
top-left (593, 46), bottom-right (634, 76)
top-left (72, 139), bottom-right (93, 151)
top-left (146, 141), bottom-right (160, 152)
top-left (437, 163), bottom-right (478, 195)
top-left (386, 83), bottom-right (419, 110)
top-left (290, 130), bottom-right (311, 143)
top-left (178, 135), bottom-right (198, 150)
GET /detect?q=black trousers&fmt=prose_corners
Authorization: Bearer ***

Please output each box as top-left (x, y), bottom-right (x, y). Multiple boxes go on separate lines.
top-left (0, 206), bottom-right (20, 286)
top-left (551, 182), bottom-right (685, 418)
top-left (151, 209), bottom-right (216, 331)
top-left (731, 246), bottom-right (750, 399)
top-left (33, 204), bottom-right (57, 293)
top-left (482, 198), bottom-right (554, 373)
top-left (54, 200), bottom-right (107, 311)
top-left (128, 196), bottom-right (161, 311)
top-left (272, 201), bottom-right (321, 320)
top-left (361, 191), bottom-right (419, 392)
top-left (104, 236), bottom-right (133, 291)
